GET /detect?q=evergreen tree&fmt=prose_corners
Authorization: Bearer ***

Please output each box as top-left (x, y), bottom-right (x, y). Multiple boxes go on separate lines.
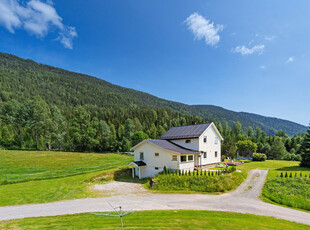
top-left (300, 124), bottom-right (310, 167)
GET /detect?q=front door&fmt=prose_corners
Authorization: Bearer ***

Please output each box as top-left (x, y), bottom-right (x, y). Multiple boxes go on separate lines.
top-left (194, 154), bottom-right (200, 167)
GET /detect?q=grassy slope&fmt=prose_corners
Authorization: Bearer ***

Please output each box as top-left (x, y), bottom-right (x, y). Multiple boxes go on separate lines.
top-left (0, 150), bottom-right (133, 184)
top-left (1, 210), bottom-right (308, 230)
top-left (151, 171), bottom-right (246, 194)
top-left (0, 151), bottom-right (133, 206)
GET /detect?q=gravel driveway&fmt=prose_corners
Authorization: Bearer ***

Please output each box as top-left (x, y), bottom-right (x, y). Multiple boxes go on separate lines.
top-left (0, 169), bottom-right (309, 226)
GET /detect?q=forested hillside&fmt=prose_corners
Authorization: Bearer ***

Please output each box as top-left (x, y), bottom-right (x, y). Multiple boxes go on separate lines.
top-left (0, 52), bottom-right (306, 137)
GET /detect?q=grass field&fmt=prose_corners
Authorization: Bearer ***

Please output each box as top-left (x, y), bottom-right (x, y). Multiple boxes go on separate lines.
top-left (0, 150), bottom-right (133, 185)
top-left (0, 150), bottom-right (133, 206)
top-left (236, 160), bottom-right (310, 211)
top-left (0, 210), bottom-right (308, 230)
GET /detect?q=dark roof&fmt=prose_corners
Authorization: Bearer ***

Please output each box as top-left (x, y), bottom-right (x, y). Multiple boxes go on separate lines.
top-left (129, 161), bottom-right (146, 167)
top-left (147, 139), bottom-right (200, 154)
top-left (159, 123), bottom-right (212, 140)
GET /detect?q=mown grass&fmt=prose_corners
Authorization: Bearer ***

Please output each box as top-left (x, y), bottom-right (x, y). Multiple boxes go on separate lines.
top-left (0, 151), bottom-right (133, 206)
top-left (0, 210), bottom-right (308, 230)
top-left (0, 169), bottom-right (113, 206)
top-left (151, 171), bottom-right (247, 193)
top-left (0, 150), bottom-right (133, 185)
top-left (236, 160), bottom-right (310, 211)
top-left (237, 160), bottom-right (301, 173)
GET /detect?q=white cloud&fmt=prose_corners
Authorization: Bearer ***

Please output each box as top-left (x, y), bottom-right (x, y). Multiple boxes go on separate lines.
top-left (286, 56), bottom-right (294, 63)
top-left (260, 65), bottom-right (266, 69)
top-left (185, 13), bottom-right (223, 46)
top-left (264, 35), bottom-right (275, 41)
top-left (0, 0), bottom-right (77, 49)
top-left (233, 44), bottom-right (265, 55)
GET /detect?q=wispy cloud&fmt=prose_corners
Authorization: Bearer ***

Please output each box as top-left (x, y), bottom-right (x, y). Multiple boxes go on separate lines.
top-left (185, 13), bottom-right (223, 46)
top-left (264, 35), bottom-right (275, 41)
top-left (233, 44), bottom-right (265, 55)
top-left (260, 65), bottom-right (266, 69)
top-left (286, 56), bottom-right (294, 63)
top-left (0, 0), bottom-right (77, 49)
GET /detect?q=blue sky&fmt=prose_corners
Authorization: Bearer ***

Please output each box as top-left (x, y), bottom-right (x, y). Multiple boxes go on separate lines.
top-left (0, 0), bottom-right (309, 126)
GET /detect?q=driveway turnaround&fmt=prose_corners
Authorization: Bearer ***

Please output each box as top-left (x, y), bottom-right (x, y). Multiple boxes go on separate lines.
top-left (0, 170), bottom-right (309, 226)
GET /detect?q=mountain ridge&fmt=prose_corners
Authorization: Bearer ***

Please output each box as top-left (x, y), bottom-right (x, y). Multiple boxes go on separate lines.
top-left (0, 52), bottom-right (306, 136)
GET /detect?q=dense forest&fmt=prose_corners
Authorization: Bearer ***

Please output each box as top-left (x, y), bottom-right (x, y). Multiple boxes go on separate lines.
top-left (0, 52), bottom-right (308, 161)
top-left (0, 52), bottom-right (306, 136)
top-left (0, 96), bottom-right (307, 162)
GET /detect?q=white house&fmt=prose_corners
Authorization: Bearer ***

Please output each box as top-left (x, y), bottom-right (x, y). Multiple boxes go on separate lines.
top-left (129, 122), bottom-right (223, 179)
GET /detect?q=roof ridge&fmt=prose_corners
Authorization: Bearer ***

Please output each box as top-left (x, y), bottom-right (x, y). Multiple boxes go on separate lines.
top-left (169, 122), bottom-right (211, 128)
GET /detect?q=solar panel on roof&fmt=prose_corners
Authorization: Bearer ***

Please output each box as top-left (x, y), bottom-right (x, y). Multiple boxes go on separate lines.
top-left (159, 123), bottom-right (211, 140)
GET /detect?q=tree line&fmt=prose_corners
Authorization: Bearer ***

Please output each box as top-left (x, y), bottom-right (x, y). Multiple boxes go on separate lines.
top-left (0, 97), bottom-right (308, 165)
top-left (218, 120), bottom-right (306, 161)
top-left (0, 97), bottom-right (204, 152)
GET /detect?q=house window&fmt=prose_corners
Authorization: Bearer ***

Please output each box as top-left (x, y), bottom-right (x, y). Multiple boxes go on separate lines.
top-left (172, 155), bottom-right (177, 161)
top-left (215, 151), bottom-right (218, 157)
top-left (140, 152), bottom-right (144, 160)
top-left (204, 152), bottom-right (207, 158)
top-left (155, 167), bottom-right (159, 170)
top-left (185, 139), bottom-right (191, 143)
top-left (188, 155), bottom-right (193, 161)
top-left (215, 137), bottom-right (218, 144)
top-left (155, 153), bottom-right (159, 157)
top-left (181, 156), bottom-right (187, 162)
top-left (203, 136), bottom-right (207, 143)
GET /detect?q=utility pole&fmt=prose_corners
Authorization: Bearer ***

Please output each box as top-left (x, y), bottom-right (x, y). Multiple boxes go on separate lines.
top-left (119, 206), bottom-right (123, 230)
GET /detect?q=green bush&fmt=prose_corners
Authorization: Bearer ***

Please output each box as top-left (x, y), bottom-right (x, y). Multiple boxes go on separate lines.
top-left (151, 172), bottom-right (246, 193)
top-left (252, 153), bottom-right (267, 161)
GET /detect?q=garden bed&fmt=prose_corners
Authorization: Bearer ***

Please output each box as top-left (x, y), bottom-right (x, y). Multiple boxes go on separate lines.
top-left (150, 168), bottom-right (246, 193)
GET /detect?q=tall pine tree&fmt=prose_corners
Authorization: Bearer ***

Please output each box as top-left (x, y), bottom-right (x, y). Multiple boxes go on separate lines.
top-left (300, 124), bottom-right (310, 167)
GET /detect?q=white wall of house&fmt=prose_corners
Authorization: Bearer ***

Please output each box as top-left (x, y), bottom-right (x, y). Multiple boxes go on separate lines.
top-left (199, 125), bottom-right (221, 165)
top-left (168, 125), bottom-right (222, 166)
top-left (133, 142), bottom-right (195, 178)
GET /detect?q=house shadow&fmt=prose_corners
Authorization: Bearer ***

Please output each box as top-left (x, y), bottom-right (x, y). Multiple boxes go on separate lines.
top-left (275, 165), bottom-right (309, 171)
top-left (113, 168), bottom-right (148, 184)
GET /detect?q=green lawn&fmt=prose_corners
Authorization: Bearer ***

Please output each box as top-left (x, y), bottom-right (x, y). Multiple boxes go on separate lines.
top-left (0, 150), bottom-right (133, 185)
top-left (237, 160), bottom-right (302, 172)
top-left (0, 210), bottom-right (308, 230)
top-left (0, 151), bottom-right (133, 206)
top-left (236, 160), bottom-right (310, 211)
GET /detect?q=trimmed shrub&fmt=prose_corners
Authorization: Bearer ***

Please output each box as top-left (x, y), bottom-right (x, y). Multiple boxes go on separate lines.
top-left (163, 166), bottom-right (167, 174)
top-left (252, 153), bottom-right (267, 161)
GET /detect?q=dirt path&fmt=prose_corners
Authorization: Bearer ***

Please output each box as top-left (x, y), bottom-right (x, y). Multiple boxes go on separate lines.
top-left (0, 169), bottom-right (309, 226)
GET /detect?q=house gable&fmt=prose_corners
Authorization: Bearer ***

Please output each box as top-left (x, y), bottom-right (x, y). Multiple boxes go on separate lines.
top-left (199, 122), bottom-right (224, 141)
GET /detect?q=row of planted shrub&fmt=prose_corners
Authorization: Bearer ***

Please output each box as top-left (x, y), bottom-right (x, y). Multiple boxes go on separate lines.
top-left (277, 172), bottom-right (310, 178)
top-left (152, 171), bottom-right (246, 193)
top-left (162, 166), bottom-right (237, 177)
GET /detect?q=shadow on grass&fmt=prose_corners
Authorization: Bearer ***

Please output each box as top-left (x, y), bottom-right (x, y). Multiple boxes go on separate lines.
top-left (275, 166), bottom-right (310, 171)
top-left (113, 168), bottom-right (148, 184)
